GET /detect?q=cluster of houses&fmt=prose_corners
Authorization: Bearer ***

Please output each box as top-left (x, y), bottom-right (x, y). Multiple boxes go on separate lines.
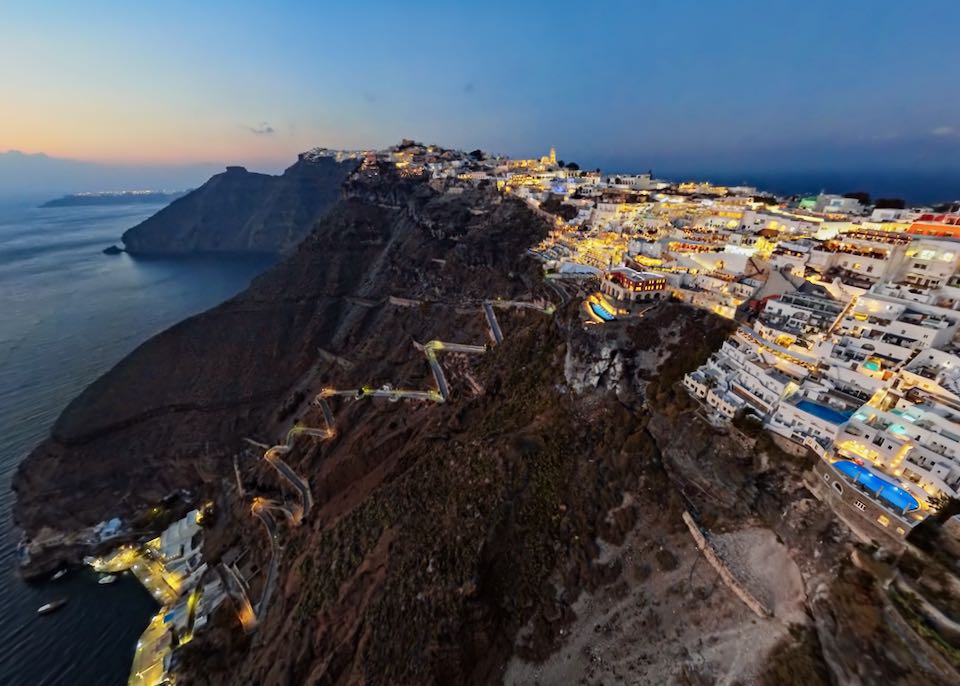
top-left (86, 507), bottom-right (222, 686)
top-left (671, 214), bottom-right (960, 541)
top-left (310, 142), bottom-right (960, 544)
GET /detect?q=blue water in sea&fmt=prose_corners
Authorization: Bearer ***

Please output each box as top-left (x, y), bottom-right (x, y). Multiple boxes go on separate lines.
top-left (601, 166), bottom-right (960, 206)
top-left (0, 198), bottom-right (274, 685)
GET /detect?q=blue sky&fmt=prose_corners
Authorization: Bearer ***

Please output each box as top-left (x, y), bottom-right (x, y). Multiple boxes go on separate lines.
top-left (2, 0), bottom-right (959, 175)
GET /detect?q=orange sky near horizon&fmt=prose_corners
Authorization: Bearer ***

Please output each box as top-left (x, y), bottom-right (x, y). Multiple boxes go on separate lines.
top-left (1, 105), bottom-right (351, 166)
top-left (0, 13), bottom-right (377, 167)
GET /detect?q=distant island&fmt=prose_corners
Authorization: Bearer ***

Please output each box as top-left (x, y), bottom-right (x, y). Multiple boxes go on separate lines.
top-left (40, 189), bottom-right (188, 207)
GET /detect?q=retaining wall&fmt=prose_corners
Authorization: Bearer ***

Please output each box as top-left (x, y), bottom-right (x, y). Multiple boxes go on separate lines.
top-left (682, 511), bottom-right (772, 619)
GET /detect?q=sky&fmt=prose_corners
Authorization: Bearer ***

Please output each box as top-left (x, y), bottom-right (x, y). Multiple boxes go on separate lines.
top-left (2, 1), bottom-right (960, 183)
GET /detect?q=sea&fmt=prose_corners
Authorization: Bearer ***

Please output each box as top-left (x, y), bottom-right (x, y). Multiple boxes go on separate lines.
top-left (0, 197), bottom-right (274, 685)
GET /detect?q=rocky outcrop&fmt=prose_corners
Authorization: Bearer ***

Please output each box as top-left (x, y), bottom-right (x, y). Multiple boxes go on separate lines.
top-left (562, 304), bottom-right (730, 406)
top-left (120, 154), bottom-right (358, 254)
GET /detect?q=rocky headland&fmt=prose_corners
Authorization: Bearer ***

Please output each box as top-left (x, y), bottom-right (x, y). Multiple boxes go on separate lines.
top-left (120, 153), bottom-right (358, 255)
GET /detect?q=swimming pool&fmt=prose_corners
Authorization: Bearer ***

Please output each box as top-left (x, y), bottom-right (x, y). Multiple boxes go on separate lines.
top-left (590, 302), bottom-right (615, 321)
top-left (833, 460), bottom-right (920, 512)
top-left (795, 400), bottom-right (852, 425)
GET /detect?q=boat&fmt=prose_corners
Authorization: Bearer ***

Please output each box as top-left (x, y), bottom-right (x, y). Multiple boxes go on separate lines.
top-left (98, 574), bottom-right (117, 585)
top-left (37, 598), bottom-right (67, 615)
top-left (51, 568), bottom-right (67, 581)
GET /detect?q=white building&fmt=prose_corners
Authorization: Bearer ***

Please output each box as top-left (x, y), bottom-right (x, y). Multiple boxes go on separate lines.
top-left (900, 349), bottom-right (960, 401)
top-left (839, 390), bottom-right (960, 501)
top-left (760, 292), bottom-right (845, 338)
top-left (814, 194), bottom-right (865, 215)
top-left (836, 294), bottom-right (959, 351)
top-left (768, 394), bottom-right (852, 445)
top-left (158, 510), bottom-right (204, 576)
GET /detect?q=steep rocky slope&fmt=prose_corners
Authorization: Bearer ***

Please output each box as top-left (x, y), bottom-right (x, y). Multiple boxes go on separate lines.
top-left (120, 154), bottom-right (357, 254)
top-left (14, 163), bottom-right (543, 537)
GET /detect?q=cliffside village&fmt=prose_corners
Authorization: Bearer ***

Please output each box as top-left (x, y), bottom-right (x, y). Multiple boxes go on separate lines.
top-left (308, 141), bottom-right (960, 548)
top-left (43, 143), bottom-right (960, 685)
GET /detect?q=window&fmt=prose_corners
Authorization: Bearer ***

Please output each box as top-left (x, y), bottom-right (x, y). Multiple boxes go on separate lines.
top-left (877, 515), bottom-right (890, 527)
top-left (855, 500), bottom-right (866, 511)
top-left (833, 481), bottom-right (844, 495)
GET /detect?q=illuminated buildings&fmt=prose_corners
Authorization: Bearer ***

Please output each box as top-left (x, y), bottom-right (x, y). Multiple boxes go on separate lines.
top-left (838, 389), bottom-right (960, 501)
top-left (357, 141), bottom-right (960, 524)
top-left (581, 238), bottom-right (625, 269)
top-left (835, 294), bottom-right (959, 350)
top-left (757, 292), bottom-right (845, 343)
top-left (907, 212), bottom-right (960, 238)
top-left (739, 208), bottom-right (822, 236)
top-left (541, 146), bottom-right (557, 167)
top-left (600, 267), bottom-right (668, 304)
top-left (87, 508), bottom-right (222, 686)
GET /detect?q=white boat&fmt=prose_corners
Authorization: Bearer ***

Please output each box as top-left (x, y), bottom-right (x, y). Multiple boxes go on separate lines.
top-left (37, 598), bottom-right (67, 615)
top-left (98, 574), bottom-right (117, 585)
top-left (51, 569), bottom-right (67, 581)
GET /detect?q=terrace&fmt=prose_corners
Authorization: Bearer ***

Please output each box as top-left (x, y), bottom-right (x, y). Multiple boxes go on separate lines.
top-left (899, 310), bottom-right (954, 330)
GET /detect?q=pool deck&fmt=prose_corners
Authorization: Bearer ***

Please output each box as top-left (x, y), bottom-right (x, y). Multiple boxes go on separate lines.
top-left (810, 459), bottom-right (919, 546)
top-left (832, 459), bottom-right (920, 513)
top-left (794, 399), bottom-right (852, 426)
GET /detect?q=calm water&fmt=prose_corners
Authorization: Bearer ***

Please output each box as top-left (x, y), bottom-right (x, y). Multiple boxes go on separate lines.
top-left (0, 199), bottom-right (274, 685)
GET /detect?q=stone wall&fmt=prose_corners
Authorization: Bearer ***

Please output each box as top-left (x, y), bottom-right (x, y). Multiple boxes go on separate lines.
top-left (681, 511), bottom-right (772, 619)
top-left (769, 432), bottom-right (810, 458)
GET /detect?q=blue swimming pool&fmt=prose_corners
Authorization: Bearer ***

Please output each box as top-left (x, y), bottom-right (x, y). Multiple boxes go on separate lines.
top-left (796, 400), bottom-right (852, 425)
top-left (833, 460), bottom-right (920, 512)
top-left (590, 302), bottom-right (615, 321)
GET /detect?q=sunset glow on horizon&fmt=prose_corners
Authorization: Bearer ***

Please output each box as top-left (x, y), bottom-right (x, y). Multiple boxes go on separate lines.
top-left (3, 1), bottom-right (960, 172)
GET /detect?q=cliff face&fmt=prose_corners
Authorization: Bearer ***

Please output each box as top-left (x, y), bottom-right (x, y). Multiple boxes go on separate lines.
top-left (120, 155), bottom-right (358, 254)
top-left (14, 163), bottom-right (543, 536)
